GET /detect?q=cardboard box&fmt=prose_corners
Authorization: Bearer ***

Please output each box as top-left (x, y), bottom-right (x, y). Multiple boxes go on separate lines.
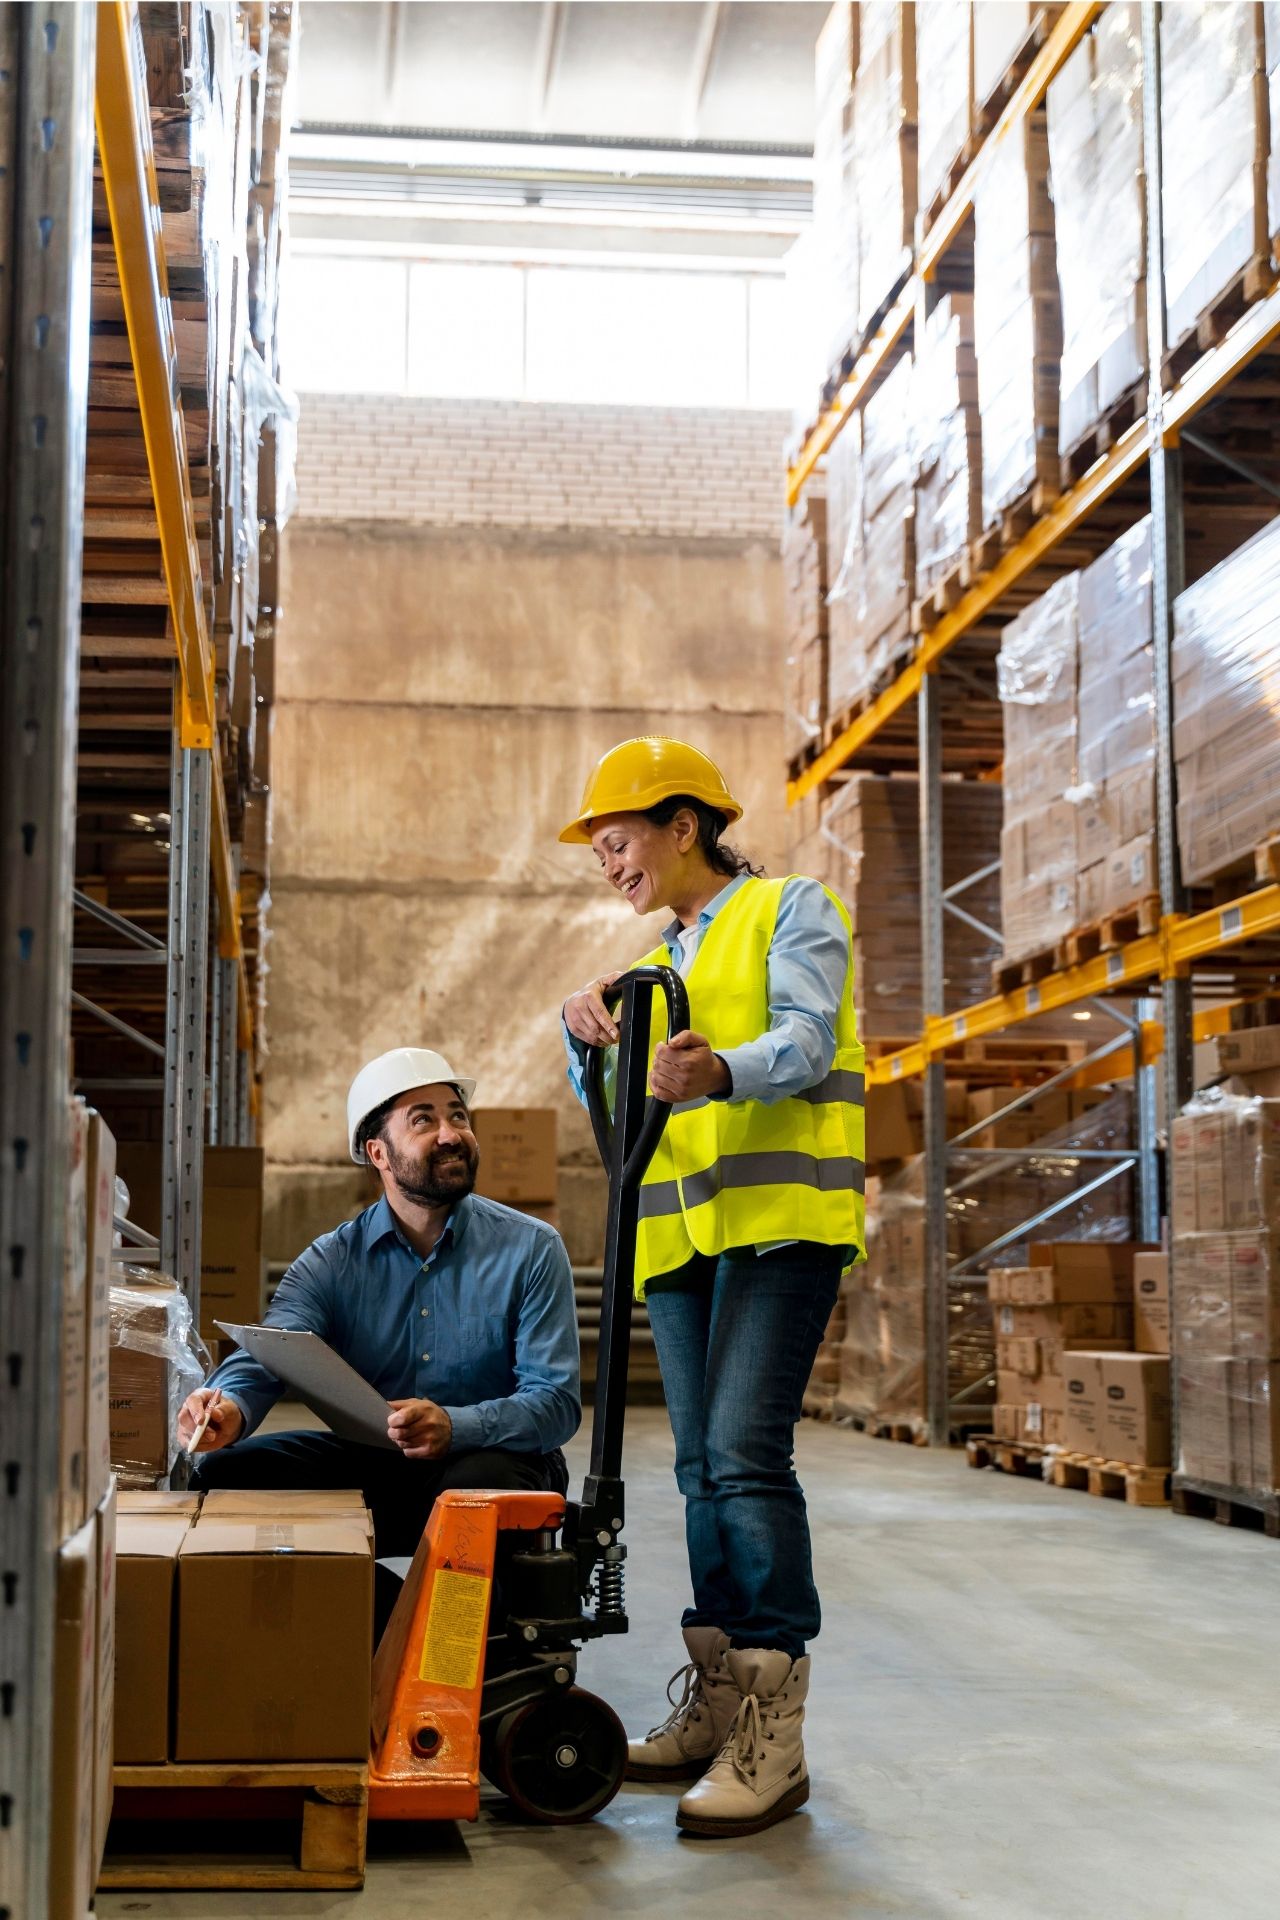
top-left (1247, 1360), bottom-right (1280, 1491)
top-left (114, 1510), bottom-right (193, 1762)
top-left (1096, 1352), bottom-right (1171, 1467)
top-left (1061, 1351), bottom-right (1107, 1454)
top-left (93, 1483), bottom-right (116, 1875)
top-left (117, 1489), bottom-right (201, 1515)
top-left (1215, 1024), bottom-right (1280, 1076)
top-left (1133, 1251), bottom-right (1171, 1355)
top-left (471, 1108), bottom-right (558, 1204)
top-left (993, 1301), bottom-right (1132, 1346)
top-left (1177, 1358), bottom-right (1235, 1485)
top-left (84, 1112), bottom-right (116, 1517)
top-left (115, 1144), bottom-right (265, 1343)
top-left (109, 1276), bottom-right (187, 1481)
top-left (61, 1100), bottom-right (90, 1540)
top-left (175, 1509), bottom-right (374, 1761)
top-left (198, 1488), bottom-right (366, 1518)
top-left (995, 1243), bottom-right (1154, 1306)
top-left (49, 1513), bottom-right (97, 1920)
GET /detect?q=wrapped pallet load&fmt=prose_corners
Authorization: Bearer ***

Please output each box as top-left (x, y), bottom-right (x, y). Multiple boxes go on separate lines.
top-left (782, 493), bottom-right (829, 760)
top-left (1268, 4), bottom-right (1280, 253)
top-left (1173, 514), bottom-right (1280, 884)
top-left (997, 571), bottom-right (1080, 964)
top-left (1046, 3), bottom-right (1146, 461)
top-left (1160, 1), bottom-right (1269, 356)
top-left (813, 2), bottom-right (859, 365)
top-left (1171, 1090), bottom-right (1280, 1492)
top-left (827, 353), bottom-right (915, 717)
top-left (913, 292), bottom-right (982, 605)
top-left (972, 2), bottom-right (1062, 119)
top-left (1074, 518), bottom-right (1156, 928)
top-left (915, 0), bottom-right (973, 221)
top-left (853, 0), bottom-right (917, 338)
top-left (973, 107), bottom-right (1061, 527)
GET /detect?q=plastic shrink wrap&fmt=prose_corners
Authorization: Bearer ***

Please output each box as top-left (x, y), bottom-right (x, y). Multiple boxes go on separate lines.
top-left (783, 492), bottom-right (829, 760)
top-left (1171, 1091), bottom-right (1280, 1491)
top-left (1075, 517), bottom-right (1156, 921)
top-left (1047, 4), bottom-right (1145, 456)
top-left (972, 3), bottom-right (1062, 115)
top-left (913, 293), bottom-right (982, 596)
top-left (973, 109), bottom-right (1061, 523)
top-left (108, 1274), bottom-right (208, 1486)
top-left (853, 1), bottom-right (917, 337)
top-left (813, 3), bottom-right (860, 363)
top-left (1160, 1), bottom-right (1268, 356)
top-left (1173, 512), bottom-right (1280, 885)
top-left (997, 571), bottom-right (1079, 960)
top-left (915, 0), bottom-right (972, 216)
top-left (827, 353), bottom-right (915, 716)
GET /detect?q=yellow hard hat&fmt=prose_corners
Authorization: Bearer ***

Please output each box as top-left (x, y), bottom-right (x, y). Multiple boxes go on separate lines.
top-left (559, 736), bottom-right (743, 845)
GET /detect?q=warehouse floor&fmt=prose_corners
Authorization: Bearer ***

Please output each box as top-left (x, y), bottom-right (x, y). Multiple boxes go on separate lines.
top-left (100, 1407), bottom-right (1280, 1920)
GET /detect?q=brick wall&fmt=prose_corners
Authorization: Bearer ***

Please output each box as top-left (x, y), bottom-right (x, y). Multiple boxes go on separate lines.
top-left (295, 393), bottom-right (790, 540)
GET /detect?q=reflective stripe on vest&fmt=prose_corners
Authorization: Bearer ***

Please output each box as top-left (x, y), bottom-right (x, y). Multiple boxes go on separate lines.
top-left (630, 874), bottom-right (866, 1296)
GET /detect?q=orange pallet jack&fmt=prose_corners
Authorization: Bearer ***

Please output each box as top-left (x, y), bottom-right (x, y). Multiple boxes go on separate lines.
top-left (367, 965), bottom-right (689, 1825)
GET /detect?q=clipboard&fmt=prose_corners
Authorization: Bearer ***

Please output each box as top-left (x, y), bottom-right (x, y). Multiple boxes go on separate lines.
top-left (215, 1322), bottom-right (398, 1450)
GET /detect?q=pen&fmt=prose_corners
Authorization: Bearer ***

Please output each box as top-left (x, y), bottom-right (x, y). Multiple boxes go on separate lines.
top-left (186, 1389), bottom-right (221, 1457)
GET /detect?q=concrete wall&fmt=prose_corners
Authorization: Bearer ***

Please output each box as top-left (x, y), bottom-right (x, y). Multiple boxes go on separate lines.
top-left (265, 396), bottom-right (788, 1267)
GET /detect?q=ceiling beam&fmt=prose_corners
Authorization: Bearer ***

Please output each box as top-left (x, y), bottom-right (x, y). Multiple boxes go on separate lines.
top-left (379, 0), bottom-right (403, 126)
top-left (686, 1), bottom-right (727, 140)
top-left (531, 2), bottom-right (568, 131)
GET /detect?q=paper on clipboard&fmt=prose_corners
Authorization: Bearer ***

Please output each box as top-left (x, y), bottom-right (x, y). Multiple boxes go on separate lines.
top-left (215, 1322), bottom-right (398, 1450)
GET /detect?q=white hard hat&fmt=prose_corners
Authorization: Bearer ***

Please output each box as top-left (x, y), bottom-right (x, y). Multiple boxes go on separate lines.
top-left (346, 1048), bottom-right (477, 1164)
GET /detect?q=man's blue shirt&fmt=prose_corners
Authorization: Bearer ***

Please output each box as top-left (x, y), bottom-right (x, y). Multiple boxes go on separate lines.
top-left (205, 1190), bottom-right (581, 1457)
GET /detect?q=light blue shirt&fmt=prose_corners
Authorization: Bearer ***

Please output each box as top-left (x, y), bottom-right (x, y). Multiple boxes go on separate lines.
top-left (205, 1191), bottom-right (581, 1457)
top-left (561, 872), bottom-right (851, 1107)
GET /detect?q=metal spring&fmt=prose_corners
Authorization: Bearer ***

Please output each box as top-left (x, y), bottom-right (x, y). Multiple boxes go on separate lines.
top-left (596, 1558), bottom-right (625, 1615)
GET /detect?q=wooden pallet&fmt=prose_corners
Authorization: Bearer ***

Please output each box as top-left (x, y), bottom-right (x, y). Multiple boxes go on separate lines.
top-left (971, 9), bottom-right (1056, 141)
top-left (966, 1434), bottom-right (1048, 1478)
top-left (99, 1761), bottom-right (369, 1891)
top-left (1048, 1450), bottom-right (1170, 1508)
top-left (912, 556), bottom-right (968, 635)
top-left (846, 1415), bottom-right (929, 1447)
top-left (1162, 254), bottom-right (1279, 384)
top-left (965, 479), bottom-right (1061, 583)
top-left (1054, 894), bottom-right (1161, 970)
top-left (1255, 838), bottom-right (1280, 887)
top-left (1171, 1478), bottom-right (1280, 1538)
top-left (1058, 382), bottom-right (1146, 489)
top-left (821, 642), bottom-right (915, 749)
top-left (817, 261), bottom-right (913, 411)
top-left (920, 132), bottom-right (983, 240)
top-left (991, 945), bottom-right (1059, 998)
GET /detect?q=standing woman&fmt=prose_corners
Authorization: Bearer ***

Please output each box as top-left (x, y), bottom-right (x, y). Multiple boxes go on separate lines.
top-left (559, 736), bottom-right (865, 1838)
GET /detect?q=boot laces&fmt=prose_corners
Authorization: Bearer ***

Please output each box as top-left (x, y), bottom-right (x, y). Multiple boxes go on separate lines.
top-left (646, 1661), bottom-right (704, 1740)
top-left (722, 1690), bottom-right (764, 1780)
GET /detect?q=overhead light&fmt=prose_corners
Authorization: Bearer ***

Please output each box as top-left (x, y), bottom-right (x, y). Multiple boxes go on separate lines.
top-left (1072, 1011), bottom-right (1092, 1021)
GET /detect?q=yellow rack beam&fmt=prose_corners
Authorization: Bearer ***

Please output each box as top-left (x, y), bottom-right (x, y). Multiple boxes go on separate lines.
top-left (95, 0), bottom-right (250, 1042)
top-left (785, 0), bottom-right (1102, 507)
top-left (867, 891), bottom-right (1280, 1087)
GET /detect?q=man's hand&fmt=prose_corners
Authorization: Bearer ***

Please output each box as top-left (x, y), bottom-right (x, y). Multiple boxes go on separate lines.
top-left (563, 973), bottom-right (623, 1047)
top-left (177, 1387), bottom-right (244, 1454)
top-left (650, 1029), bottom-right (731, 1103)
top-left (388, 1398), bottom-right (453, 1460)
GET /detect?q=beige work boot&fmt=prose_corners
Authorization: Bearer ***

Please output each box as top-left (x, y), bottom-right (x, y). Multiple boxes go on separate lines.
top-left (675, 1647), bottom-right (810, 1837)
top-left (626, 1627), bottom-right (739, 1782)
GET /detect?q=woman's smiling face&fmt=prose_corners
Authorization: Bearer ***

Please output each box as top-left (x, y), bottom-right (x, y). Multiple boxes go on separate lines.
top-left (590, 811), bottom-right (693, 916)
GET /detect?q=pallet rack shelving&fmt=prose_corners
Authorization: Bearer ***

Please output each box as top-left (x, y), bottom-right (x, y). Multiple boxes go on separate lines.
top-left (788, 2), bottom-right (1280, 1477)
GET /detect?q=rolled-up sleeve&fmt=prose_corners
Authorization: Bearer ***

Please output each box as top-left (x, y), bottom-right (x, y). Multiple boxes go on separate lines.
top-left (203, 1243), bottom-right (337, 1440)
top-left (442, 1231), bottom-right (581, 1456)
top-left (712, 878), bottom-right (850, 1105)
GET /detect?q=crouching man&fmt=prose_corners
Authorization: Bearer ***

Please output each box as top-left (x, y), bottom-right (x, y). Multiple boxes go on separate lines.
top-left (180, 1047), bottom-right (580, 1561)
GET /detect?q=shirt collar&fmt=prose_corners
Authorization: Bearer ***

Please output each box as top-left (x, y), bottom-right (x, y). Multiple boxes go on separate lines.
top-left (363, 1189), bottom-right (472, 1257)
top-left (661, 872), bottom-right (749, 955)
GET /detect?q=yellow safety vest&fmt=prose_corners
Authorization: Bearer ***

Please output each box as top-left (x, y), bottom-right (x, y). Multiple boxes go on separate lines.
top-left (629, 875), bottom-right (866, 1297)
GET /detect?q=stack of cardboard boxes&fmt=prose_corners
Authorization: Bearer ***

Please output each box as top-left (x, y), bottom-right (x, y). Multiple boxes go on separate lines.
top-left (114, 1489), bottom-right (374, 1766)
top-left (812, 2), bottom-right (860, 366)
top-left (827, 354), bottom-right (916, 718)
top-left (1171, 1092), bottom-right (1280, 1492)
top-left (996, 571), bottom-right (1080, 962)
top-left (913, 292), bottom-right (982, 600)
top-left (853, 1), bottom-right (917, 337)
top-left (1160, 1), bottom-right (1269, 357)
top-left (471, 1109), bottom-right (559, 1228)
top-left (972, 3), bottom-right (1063, 118)
top-left (972, 105), bottom-right (1061, 524)
top-left (783, 492), bottom-right (830, 759)
top-left (115, 1143), bottom-right (266, 1355)
top-left (1173, 513), bottom-right (1280, 886)
top-left (991, 1241), bottom-right (1162, 1450)
top-left (51, 1101), bottom-right (117, 1920)
top-left (108, 1275), bottom-right (205, 1486)
top-left (1046, 4), bottom-right (1146, 457)
top-left (914, 0), bottom-right (972, 218)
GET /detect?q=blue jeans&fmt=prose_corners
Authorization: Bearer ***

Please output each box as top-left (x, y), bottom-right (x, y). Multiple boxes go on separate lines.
top-left (645, 1243), bottom-right (844, 1659)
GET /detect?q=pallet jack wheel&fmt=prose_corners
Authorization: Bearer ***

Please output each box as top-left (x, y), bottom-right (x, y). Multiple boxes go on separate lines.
top-left (489, 1687), bottom-right (628, 1823)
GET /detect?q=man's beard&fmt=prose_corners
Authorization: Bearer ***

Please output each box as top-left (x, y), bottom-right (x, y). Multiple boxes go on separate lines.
top-left (385, 1139), bottom-right (478, 1206)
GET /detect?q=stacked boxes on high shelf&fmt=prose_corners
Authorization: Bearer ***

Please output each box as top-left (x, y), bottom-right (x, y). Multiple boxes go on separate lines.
top-left (827, 355), bottom-right (916, 719)
top-left (914, 0), bottom-right (973, 221)
top-left (51, 1103), bottom-right (118, 1920)
top-left (1171, 1093), bottom-right (1280, 1494)
top-left (853, 3), bottom-right (917, 339)
top-left (1268, 5), bottom-right (1280, 255)
top-left (997, 518), bottom-right (1157, 968)
top-left (991, 1243), bottom-right (1145, 1448)
top-left (783, 493), bottom-right (829, 760)
top-left (972, 3), bottom-right (1063, 122)
top-left (1173, 513), bottom-right (1280, 886)
top-left (912, 292), bottom-right (982, 606)
top-left (1160, 2), bottom-right (1269, 359)
top-left (973, 104), bottom-right (1061, 528)
top-left (1046, 4), bottom-right (1146, 463)
top-left (812, 3), bottom-right (859, 370)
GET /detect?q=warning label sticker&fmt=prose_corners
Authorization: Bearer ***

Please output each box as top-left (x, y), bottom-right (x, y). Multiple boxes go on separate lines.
top-left (419, 1568), bottom-right (491, 1692)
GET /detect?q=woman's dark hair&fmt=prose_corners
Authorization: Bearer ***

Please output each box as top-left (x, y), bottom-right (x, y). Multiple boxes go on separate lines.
top-left (643, 794), bottom-right (765, 879)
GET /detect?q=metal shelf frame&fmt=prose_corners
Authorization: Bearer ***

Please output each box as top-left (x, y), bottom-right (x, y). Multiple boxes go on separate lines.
top-left (788, 3), bottom-right (1280, 1445)
top-left (0, 10), bottom-right (98, 1913)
